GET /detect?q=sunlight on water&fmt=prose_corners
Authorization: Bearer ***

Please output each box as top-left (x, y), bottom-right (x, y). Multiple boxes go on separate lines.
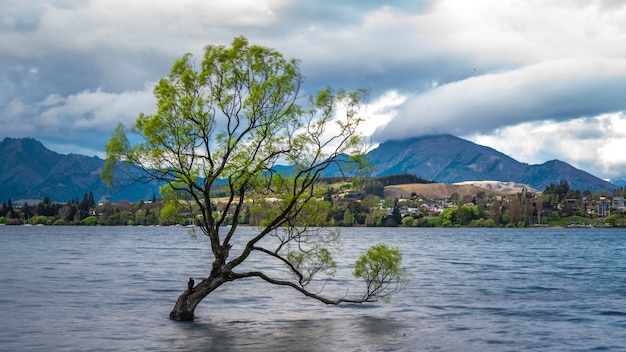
top-left (1, 226), bottom-right (625, 351)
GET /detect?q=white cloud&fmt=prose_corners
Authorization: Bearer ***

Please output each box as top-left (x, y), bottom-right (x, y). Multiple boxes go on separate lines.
top-left (2, 0), bottom-right (290, 56)
top-left (1, 99), bottom-right (39, 135)
top-left (467, 113), bottom-right (626, 178)
top-left (0, 84), bottom-right (155, 156)
top-left (373, 57), bottom-right (626, 142)
top-left (361, 90), bottom-right (406, 139)
top-left (38, 85), bottom-right (154, 130)
top-left (417, 0), bottom-right (626, 65)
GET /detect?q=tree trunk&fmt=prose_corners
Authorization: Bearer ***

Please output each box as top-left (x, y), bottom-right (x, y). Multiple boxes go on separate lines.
top-left (169, 291), bottom-right (200, 321)
top-left (169, 276), bottom-right (225, 321)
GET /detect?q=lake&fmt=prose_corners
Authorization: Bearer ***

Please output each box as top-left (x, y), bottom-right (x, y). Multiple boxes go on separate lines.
top-left (1, 226), bottom-right (625, 351)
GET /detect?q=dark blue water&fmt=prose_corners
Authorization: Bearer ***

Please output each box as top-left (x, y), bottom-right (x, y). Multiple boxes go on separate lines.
top-left (1, 226), bottom-right (625, 351)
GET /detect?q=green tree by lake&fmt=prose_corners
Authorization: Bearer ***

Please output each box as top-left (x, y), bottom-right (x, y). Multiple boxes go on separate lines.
top-left (103, 37), bottom-right (406, 321)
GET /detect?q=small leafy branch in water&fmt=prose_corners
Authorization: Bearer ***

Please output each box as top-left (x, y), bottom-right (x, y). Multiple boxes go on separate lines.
top-left (355, 244), bottom-right (408, 303)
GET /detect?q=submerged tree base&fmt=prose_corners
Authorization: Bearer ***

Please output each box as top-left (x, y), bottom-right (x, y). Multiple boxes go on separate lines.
top-left (169, 292), bottom-right (197, 321)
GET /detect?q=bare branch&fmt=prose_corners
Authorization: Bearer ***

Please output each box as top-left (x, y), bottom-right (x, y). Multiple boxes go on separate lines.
top-left (232, 271), bottom-right (375, 305)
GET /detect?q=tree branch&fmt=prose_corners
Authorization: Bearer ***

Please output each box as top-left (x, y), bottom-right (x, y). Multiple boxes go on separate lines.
top-left (232, 271), bottom-right (375, 305)
top-left (252, 246), bottom-right (305, 284)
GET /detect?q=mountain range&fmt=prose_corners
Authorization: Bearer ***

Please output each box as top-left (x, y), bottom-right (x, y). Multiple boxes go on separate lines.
top-left (0, 137), bottom-right (158, 204)
top-left (367, 135), bottom-right (617, 192)
top-left (0, 135), bottom-right (618, 204)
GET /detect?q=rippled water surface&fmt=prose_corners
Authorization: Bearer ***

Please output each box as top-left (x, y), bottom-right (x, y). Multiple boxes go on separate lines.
top-left (1, 226), bottom-right (625, 351)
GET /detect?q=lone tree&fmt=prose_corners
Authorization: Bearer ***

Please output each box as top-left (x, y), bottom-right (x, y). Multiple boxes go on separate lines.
top-left (103, 37), bottom-right (407, 321)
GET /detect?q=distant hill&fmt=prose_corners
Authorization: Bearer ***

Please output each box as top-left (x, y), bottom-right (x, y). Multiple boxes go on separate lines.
top-left (611, 176), bottom-right (626, 188)
top-left (0, 137), bottom-right (159, 203)
top-left (454, 181), bottom-right (538, 193)
top-left (0, 135), bottom-right (617, 203)
top-left (367, 134), bottom-right (616, 193)
top-left (385, 183), bottom-right (507, 199)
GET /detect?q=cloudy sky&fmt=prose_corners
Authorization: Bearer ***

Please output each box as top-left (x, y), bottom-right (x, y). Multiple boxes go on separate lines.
top-left (2, 0), bottom-right (626, 180)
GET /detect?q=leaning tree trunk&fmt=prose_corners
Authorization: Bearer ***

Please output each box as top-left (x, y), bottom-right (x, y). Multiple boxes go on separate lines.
top-left (169, 276), bottom-right (225, 321)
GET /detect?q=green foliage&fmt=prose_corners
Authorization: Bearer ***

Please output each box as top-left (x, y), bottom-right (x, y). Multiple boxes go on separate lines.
top-left (374, 174), bottom-right (434, 186)
top-left (439, 205), bottom-right (482, 226)
top-left (31, 215), bottom-right (52, 225)
top-left (53, 219), bottom-right (66, 226)
top-left (103, 36), bottom-right (367, 231)
top-left (287, 247), bottom-right (337, 286)
top-left (372, 209), bottom-right (387, 226)
top-left (470, 218), bottom-right (498, 227)
top-left (604, 214), bottom-right (624, 226)
top-left (543, 179), bottom-right (570, 198)
top-left (81, 216), bottom-right (99, 226)
top-left (391, 199), bottom-right (402, 225)
top-left (416, 217), bottom-right (435, 227)
top-left (103, 210), bottom-right (132, 226)
top-left (363, 180), bottom-right (385, 197)
top-left (159, 202), bottom-right (180, 225)
top-left (504, 221), bottom-right (526, 228)
top-left (292, 198), bottom-right (332, 227)
top-left (439, 206), bottom-right (457, 227)
top-left (343, 208), bottom-right (355, 226)
top-left (5, 218), bottom-right (21, 225)
top-left (354, 244), bottom-right (408, 302)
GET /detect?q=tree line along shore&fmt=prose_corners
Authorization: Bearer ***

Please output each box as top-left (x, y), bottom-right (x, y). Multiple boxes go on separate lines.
top-left (2, 177), bottom-right (625, 228)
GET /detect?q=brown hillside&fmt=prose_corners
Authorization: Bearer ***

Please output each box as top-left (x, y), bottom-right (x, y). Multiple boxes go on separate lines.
top-left (383, 182), bottom-right (529, 199)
